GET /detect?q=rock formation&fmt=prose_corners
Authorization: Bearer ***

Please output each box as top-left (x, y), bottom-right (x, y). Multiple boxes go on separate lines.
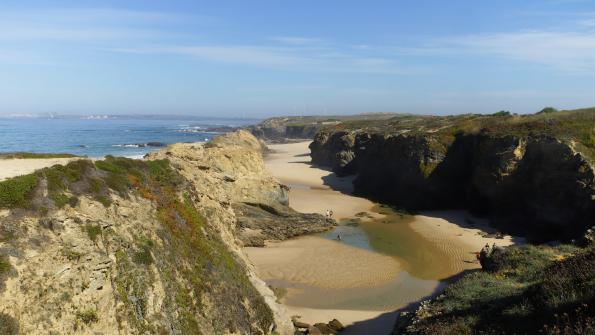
top-left (246, 117), bottom-right (324, 142)
top-left (246, 114), bottom-right (397, 143)
top-left (0, 130), bottom-right (330, 334)
top-left (309, 110), bottom-right (595, 242)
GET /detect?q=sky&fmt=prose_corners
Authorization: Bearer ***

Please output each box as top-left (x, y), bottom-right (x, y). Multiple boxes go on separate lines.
top-left (1, 0), bottom-right (595, 117)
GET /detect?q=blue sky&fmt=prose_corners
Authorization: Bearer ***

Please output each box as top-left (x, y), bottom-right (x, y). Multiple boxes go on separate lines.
top-left (1, 0), bottom-right (595, 117)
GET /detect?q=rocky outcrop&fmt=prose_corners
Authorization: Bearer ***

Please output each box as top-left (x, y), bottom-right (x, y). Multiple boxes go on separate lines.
top-left (0, 130), bottom-right (326, 335)
top-left (233, 202), bottom-right (333, 247)
top-left (148, 130), bottom-right (333, 247)
top-left (310, 128), bottom-right (595, 242)
top-left (247, 117), bottom-right (323, 142)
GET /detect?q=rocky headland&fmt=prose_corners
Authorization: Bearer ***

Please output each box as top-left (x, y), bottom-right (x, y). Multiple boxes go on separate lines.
top-left (309, 108), bottom-right (595, 242)
top-left (303, 108), bottom-right (595, 334)
top-left (246, 114), bottom-right (397, 143)
top-left (0, 130), bottom-right (332, 335)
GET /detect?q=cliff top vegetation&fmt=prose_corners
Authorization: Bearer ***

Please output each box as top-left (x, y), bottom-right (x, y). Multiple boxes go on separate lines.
top-left (324, 107), bottom-right (595, 161)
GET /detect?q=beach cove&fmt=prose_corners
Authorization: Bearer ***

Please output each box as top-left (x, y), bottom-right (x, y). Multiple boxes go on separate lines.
top-left (245, 141), bottom-right (521, 334)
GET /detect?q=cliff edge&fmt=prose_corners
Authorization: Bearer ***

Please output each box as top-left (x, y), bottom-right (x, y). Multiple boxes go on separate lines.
top-left (0, 130), bottom-right (330, 334)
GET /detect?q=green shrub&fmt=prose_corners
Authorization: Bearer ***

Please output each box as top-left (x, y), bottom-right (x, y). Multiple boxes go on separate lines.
top-left (50, 193), bottom-right (70, 208)
top-left (84, 224), bottom-right (101, 242)
top-left (133, 237), bottom-right (154, 265)
top-left (76, 309), bottom-right (99, 324)
top-left (0, 254), bottom-right (11, 278)
top-left (0, 174), bottom-right (38, 208)
top-left (62, 248), bottom-right (82, 261)
top-left (95, 195), bottom-right (112, 207)
top-left (537, 107), bottom-right (559, 114)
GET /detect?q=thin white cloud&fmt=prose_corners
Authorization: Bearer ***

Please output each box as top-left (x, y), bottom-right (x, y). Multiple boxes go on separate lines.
top-left (269, 36), bottom-right (322, 45)
top-left (105, 44), bottom-right (425, 75)
top-left (0, 8), bottom-right (204, 41)
top-left (0, 8), bottom-right (183, 24)
top-left (387, 29), bottom-right (595, 74)
top-left (0, 27), bottom-right (170, 41)
top-left (449, 31), bottom-right (595, 72)
top-left (0, 49), bottom-right (51, 65)
top-left (172, 46), bottom-right (304, 66)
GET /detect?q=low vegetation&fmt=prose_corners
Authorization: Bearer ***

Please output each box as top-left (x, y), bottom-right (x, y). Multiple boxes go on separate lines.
top-left (396, 244), bottom-right (595, 334)
top-left (0, 254), bottom-right (11, 287)
top-left (0, 312), bottom-right (19, 335)
top-left (330, 107), bottom-right (595, 161)
top-left (0, 174), bottom-right (38, 208)
top-left (76, 309), bottom-right (99, 325)
top-left (0, 152), bottom-right (78, 159)
top-left (83, 224), bottom-right (101, 243)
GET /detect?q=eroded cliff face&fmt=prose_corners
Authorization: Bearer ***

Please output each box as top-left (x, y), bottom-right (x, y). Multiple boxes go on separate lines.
top-left (0, 130), bottom-right (318, 335)
top-left (310, 129), bottom-right (594, 242)
top-left (247, 117), bottom-right (322, 142)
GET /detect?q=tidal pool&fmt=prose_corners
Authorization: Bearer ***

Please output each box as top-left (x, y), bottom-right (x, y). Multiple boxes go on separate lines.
top-left (274, 205), bottom-right (466, 311)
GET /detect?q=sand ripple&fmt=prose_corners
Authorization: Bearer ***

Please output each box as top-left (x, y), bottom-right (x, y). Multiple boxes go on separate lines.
top-left (246, 236), bottom-right (401, 289)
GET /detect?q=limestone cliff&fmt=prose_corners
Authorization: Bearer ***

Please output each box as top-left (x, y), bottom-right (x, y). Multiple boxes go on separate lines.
top-left (246, 114), bottom-right (398, 143)
top-left (0, 130), bottom-right (329, 335)
top-left (247, 117), bottom-right (323, 142)
top-left (309, 109), bottom-right (595, 242)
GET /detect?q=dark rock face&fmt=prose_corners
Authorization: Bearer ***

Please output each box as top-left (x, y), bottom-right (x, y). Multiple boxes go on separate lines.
top-left (310, 130), bottom-right (595, 242)
top-left (233, 202), bottom-right (335, 247)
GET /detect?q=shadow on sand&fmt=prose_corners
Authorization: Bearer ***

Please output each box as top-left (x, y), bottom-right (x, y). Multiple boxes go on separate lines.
top-left (418, 211), bottom-right (526, 245)
top-left (340, 269), bottom-right (478, 335)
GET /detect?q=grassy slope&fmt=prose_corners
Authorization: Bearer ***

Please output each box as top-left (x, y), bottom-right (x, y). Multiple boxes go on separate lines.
top-left (0, 157), bottom-right (273, 334)
top-left (396, 244), bottom-right (595, 335)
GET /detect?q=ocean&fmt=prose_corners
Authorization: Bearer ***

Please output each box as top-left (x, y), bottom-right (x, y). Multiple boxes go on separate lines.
top-left (0, 117), bottom-right (258, 158)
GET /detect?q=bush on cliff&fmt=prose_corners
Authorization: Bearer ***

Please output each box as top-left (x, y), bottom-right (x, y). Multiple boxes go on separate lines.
top-left (396, 244), bottom-right (595, 335)
top-left (0, 174), bottom-right (38, 208)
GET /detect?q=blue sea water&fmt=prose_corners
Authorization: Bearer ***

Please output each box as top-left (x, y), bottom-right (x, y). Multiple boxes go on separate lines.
top-left (0, 117), bottom-right (258, 158)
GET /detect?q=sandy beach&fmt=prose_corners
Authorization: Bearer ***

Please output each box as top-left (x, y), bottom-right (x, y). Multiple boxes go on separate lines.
top-left (264, 142), bottom-right (382, 221)
top-left (247, 236), bottom-right (401, 289)
top-left (0, 157), bottom-right (80, 181)
top-left (411, 211), bottom-right (522, 261)
top-left (245, 141), bottom-right (522, 334)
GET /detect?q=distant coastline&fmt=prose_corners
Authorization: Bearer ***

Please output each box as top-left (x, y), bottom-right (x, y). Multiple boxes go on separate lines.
top-left (0, 117), bottom-right (254, 158)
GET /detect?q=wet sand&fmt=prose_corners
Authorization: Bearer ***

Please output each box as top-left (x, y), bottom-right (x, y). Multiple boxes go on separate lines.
top-left (245, 141), bottom-right (521, 334)
top-left (0, 158), bottom-right (80, 181)
top-left (247, 236), bottom-right (401, 289)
